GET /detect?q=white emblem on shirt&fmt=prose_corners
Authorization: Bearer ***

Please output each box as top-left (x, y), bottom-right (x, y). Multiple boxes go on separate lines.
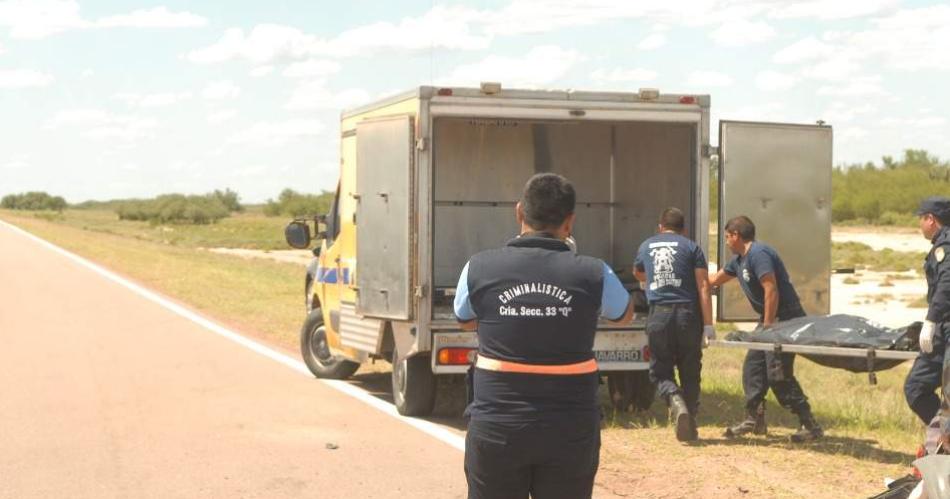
top-left (742, 268), bottom-right (751, 282)
top-left (648, 242), bottom-right (682, 290)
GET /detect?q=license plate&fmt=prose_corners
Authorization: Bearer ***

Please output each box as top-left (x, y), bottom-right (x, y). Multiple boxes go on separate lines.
top-left (594, 350), bottom-right (641, 362)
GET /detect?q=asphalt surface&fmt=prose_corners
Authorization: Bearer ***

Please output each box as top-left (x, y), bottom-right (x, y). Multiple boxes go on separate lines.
top-left (0, 222), bottom-right (466, 498)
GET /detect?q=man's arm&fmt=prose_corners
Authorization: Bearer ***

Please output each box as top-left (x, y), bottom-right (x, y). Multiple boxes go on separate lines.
top-left (601, 262), bottom-right (634, 325)
top-left (695, 268), bottom-right (713, 327)
top-left (708, 269), bottom-right (735, 288)
top-left (454, 262), bottom-right (478, 330)
top-left (760, 272), bottom-right (779, 326)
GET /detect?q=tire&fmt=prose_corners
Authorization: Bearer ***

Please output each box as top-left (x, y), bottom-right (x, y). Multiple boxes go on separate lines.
top-left (300, 308), bottom-right (360, 380)
top-left (391, 349), bottom-right (436, 417)
top-left (607, 371), bottom-right (655, 412)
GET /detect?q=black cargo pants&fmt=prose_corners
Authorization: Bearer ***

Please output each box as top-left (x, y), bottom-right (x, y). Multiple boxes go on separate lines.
top-left (904, 323), bottom-right (947, 424)
top-left (646, 302), bottom-right (703, 414)
top-left (742, 306), bottom-right (811, 415)
top-left (464, 417), bottom-right (600, 499)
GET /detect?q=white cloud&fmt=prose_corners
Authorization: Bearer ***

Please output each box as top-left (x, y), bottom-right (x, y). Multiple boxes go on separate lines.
top-left (772, 36), bottom-right (835, 64)
top-left (591, 67), bottom-right (657, 82)
top-left (187, 6), bottom-right (489, 65)
top-left (0, 41), bottom-right (4, 54)
top-left (115, 91), bottom-right (192, 108)
top-left (769, 0), bottom-right (899, 20)
top-left (325, 5), bottom-right (490, 56)
top-left (819, 102), bottom-right (877, 124)
top-left (202, 80), bottom-right (240, 100)
top-left (754, 70), bottom-right (798, 91)
top-left (686, 70), bottom-right (733, 87)
top-left (46, 108), bottom-right (157, 142)
top-left (94, 6), bottom-right (206, 29)
top-left (816, 76), bottom-right (885, 96)
top-left (710, 19), bottom-right (776, 47)
top-left (2, 154), bottom-right (29, 170)
top-left (0, 0), bottom-right (206, 39)
top-left (0, 68), bottom-right (53, 88)
top-left (207, 109), bottom-right (237, 125)
top-left (228, 119), bottom-right (326, 147)
top-left (637, 33), bottom-right (666, 51)
top-left (80, 68), bottom-right (94, 79)
top-left (249, 65), bottom-right (273, 77)
top-left (285, 81), bottom-right (371, 111)
top-left (186, 24), bottom-right (317, 64)
top-left (722, 102), bottom-right (787, 122)
top-left (282, 59), bottom-right (340, 79)
top-left (442, 45), bottom-right (582, 88)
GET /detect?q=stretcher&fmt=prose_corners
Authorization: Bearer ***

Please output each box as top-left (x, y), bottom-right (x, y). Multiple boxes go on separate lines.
top-left (709, 314), bottom-right (922, 385)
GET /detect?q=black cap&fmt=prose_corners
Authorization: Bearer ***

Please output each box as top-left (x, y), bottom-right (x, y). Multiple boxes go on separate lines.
top-left (916, 196), bottom-right (950, 221)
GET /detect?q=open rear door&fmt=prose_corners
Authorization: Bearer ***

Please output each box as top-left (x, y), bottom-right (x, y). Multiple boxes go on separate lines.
top-left (355, 116), bottom-right (414, 320)
top-left (718, 120), bottom-right (832, 321)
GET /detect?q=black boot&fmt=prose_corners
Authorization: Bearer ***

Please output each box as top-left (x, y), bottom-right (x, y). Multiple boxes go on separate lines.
top-left (670, 394), bottom-right (694, 442)
top-left (790, 408), bottom-right (823, 443)
top-left (724, 404), bottom-right (767, 438)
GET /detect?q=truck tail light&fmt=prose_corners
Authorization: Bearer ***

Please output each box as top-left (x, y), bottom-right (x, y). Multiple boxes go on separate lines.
top-left (642, 345), bottom-right (651, 362)
top-left (679, 96), bottom-right (696, 104)
top-left (438, 348), bottom-right (475, 365)
top-left (437, 88), bottom-right (453, 96)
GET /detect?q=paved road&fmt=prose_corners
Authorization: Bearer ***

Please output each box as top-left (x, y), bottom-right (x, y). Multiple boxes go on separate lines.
top-left (0, 222), bottom-right (465, 498)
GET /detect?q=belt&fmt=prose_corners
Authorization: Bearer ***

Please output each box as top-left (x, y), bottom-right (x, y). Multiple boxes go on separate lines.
top-left (475, 355), bottom-right (598, 375)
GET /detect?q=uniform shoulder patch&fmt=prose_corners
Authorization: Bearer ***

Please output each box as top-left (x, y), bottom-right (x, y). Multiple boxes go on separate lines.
top-left (937, 246), bottom-right (946, 263)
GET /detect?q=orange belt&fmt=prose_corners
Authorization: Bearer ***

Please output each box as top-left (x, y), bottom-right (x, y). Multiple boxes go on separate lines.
top-left (475, 355), bottom-right (598, 375)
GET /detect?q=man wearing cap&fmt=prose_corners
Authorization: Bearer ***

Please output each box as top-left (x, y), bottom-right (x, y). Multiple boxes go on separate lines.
top-left (903, 197), bottom-right (950, 432)
top-left (633, 207), bottom-right (715, 442)
top-left (454, 173), bottom-right (633, 499)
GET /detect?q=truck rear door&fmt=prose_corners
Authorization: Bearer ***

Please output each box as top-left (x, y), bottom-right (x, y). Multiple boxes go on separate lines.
top-left (717, 120), bottom-right (832, 321)
top-left (355, 116), bottom-right (414, 320)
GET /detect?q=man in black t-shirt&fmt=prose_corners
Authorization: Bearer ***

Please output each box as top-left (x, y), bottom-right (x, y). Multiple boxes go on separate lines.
top-left (454, 173), bottom-right (633, 499)
top-left (709, 215), bottom-right (823, 443)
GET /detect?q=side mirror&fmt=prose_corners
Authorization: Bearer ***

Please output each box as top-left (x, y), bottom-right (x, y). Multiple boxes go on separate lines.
top-left (285, 221), bottom-right (312, 249)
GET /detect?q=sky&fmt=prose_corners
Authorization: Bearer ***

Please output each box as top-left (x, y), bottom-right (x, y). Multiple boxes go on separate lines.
top-left (1, 0), bottom-right (948, 203)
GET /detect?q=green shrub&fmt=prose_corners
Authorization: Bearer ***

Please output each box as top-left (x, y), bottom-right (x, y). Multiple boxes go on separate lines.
top-left (1, 191), bottom-right (68, 211)
top-left (833, 149), bottom-right (950, 225)
top-left (116, 194), bottom-right (230, 225)
top-left (263, 188), bottom-right (334, 217)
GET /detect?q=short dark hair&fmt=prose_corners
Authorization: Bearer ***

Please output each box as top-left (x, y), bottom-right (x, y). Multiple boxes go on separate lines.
top-left (520, 173), bottom-right (575, 230)
top-left (659, 207), bottom-right (685, 232)
top-left (724, 215), bottom-right (756, 241)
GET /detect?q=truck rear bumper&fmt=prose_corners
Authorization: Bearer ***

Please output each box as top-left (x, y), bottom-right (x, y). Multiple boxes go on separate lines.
top-left (431, 329), bottom-right (649, 374)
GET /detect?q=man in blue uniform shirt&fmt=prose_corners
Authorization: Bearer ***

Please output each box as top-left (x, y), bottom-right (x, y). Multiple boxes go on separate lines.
top-left (634, 207), bottom-right (714, 442)
top-left (709, 215), bottom-right (823, 443)
top-left (903, 197), bottom-right (950, 435)
top-left (454, 173), bottom-right (633, 499)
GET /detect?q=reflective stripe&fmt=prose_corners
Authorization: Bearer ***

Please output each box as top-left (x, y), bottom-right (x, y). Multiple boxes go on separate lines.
top-left (475, 355), bottom-right (598, 375)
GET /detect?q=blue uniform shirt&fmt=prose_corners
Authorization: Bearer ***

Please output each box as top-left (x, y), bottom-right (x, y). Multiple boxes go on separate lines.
top-left (926, 225), bottom-right (950, 323)
top-left (723, 241), bottom-right (801, 316)
top-left (634, 233), bottom-right (707, 305)
top-left (454, 261), bottom-right (629, 322)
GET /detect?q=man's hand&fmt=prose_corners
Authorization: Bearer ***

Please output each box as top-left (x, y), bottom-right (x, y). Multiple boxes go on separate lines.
top-left (920, 320), bottom-right (936, 353)
top-left (702, 325), bottom-right (716, 348)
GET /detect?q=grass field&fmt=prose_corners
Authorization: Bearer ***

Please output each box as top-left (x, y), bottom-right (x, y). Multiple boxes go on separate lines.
top-left (1, 208), bottom-right (927, 497)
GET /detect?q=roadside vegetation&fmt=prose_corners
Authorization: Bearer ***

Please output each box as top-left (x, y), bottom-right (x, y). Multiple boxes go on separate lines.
top-left (114, 189), bottom-right (243, 225)
top-left (833, 149), bottom-right (950, 226)
top-left (1, 191), bottom-right (67, 211)
top-left (833, 241), bottom-right (926, 273)
top-left (262, 188), bottom-right (334, 217)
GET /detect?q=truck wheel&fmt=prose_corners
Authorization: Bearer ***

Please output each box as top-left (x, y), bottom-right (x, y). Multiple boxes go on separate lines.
top-left (391, 349), bottom-right (436, 417)
top-left (607, 371), bottom-right (655, 412)
top-left (300, 308), bottom-right (359, 380)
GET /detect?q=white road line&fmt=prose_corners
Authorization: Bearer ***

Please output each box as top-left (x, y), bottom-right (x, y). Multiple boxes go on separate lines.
top-left (0, 219), bottom-right (466, 452)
